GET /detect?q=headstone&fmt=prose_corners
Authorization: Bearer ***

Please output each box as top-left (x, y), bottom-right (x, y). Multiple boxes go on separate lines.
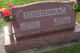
top-left (12, 2), bottom-right (75, 38)
top-left (5, 24), bottom-right (80, 53)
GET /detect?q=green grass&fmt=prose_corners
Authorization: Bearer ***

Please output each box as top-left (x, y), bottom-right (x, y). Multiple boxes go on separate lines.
top-left (76, 12), bottom-right (80, 23)
top-left (0, 0), bottom-right (44, 6)
top-left (0, 19), bottom-right (6, 27)
top-left (44, 44), bottom-right (80, 53)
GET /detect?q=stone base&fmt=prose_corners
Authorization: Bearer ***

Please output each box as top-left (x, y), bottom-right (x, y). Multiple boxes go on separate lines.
top-left (5, 24), bottom-right (80, 53)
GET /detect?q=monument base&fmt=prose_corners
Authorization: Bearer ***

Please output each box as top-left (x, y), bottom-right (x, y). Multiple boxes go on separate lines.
top-left (5, 24), bottom-right (80, 53)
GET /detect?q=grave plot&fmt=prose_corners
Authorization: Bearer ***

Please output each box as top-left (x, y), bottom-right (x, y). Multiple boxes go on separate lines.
top-left (4, 1), bottom-right (80, 53)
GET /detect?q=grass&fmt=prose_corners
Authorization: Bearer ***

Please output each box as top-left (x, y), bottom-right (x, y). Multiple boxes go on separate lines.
top-left (76, 12), bottom-right (80, 23)
top-left (0, 0), bottom-right (44, 6)
top-left (0, 0), bottom-right (80, 53)
top-left (13, 0), bottom-right (44, 5)
top-left (44, 44), bottom-right (80, 53)
top-left (0, 19), bottom-right (6, 28)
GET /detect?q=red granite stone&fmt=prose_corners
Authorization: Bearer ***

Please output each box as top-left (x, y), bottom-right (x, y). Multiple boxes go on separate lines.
top-left (12, 2), bottom-right (75, 38)
top-left (5, 24), bottom-right (80, 53)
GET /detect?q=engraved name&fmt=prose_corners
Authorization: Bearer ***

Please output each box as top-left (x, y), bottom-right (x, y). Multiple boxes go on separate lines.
top-left (23, 7), bottom-right (67, 19)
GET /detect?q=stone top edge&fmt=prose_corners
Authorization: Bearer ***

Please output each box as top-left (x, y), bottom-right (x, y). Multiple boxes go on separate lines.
top-left (14, 1), bottom-right (71, 8)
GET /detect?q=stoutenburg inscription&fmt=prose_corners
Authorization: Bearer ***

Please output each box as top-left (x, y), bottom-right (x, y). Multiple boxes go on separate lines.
top-left (12, 2), bottom-right (75, 38)
top-left (23, 7), bottom-right (66, 19)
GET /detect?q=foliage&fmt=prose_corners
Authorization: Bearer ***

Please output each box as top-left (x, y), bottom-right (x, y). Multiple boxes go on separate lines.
top-left (0, 19), bottom-right (7, 28)
top-left (76, 12), bottom-right (80, 23)
top-left (73, 3), bottom-right (80, 11)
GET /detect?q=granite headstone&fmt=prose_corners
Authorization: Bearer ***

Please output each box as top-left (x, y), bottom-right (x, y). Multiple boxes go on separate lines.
top-left (12, 2), bottom-right (75, 38)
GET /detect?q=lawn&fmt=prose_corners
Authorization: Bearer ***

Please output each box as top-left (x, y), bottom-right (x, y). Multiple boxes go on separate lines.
top-left (76, 12), bottom-right (80, 23)
top-left (0, 0), bottom-right (80, 53)
top-left (0, 0), bottom-right (44, 6)
top-left (44, 44), bottom-right (80, 53)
